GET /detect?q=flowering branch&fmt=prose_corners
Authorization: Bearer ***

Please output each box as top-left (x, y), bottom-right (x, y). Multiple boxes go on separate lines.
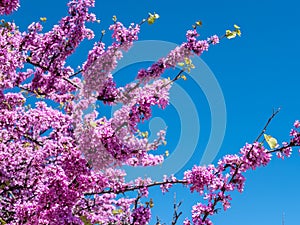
top-left (1, 1), bottom-right (299, 225)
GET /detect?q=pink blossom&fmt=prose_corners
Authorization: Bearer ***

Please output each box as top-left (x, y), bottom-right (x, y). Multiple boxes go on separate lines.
top-left (208, 35), bottom-right (220, 45)
top-left (0, 0), bottom-right (20, 15)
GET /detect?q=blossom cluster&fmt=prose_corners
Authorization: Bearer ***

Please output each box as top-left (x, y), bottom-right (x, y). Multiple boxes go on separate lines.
top-left (290, 120), bottom-right (300, 146)
top-left (74, 79), bottom-right (170, 170)
top-left (81, 21), bottom-right (140, 99)
top-left (136, 29), bottom-right (218, 84)
top-left (0, 0), bottom-right (20, 15)
top-left (181, 138), bottom-right (296, 225)
top-left (18, 0), bottom-right (96, 104)
top-left (0, 21), bottom-right (26, 89)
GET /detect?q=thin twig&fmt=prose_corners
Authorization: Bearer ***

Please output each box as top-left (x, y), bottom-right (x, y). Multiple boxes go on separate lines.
top-left (69, 69), bottom-right (83, 78)
top-left (84, 180), bottom-right (187, 196)
top-left (62, 77), bottom-right (81, 89)
top-left (171, 193), bottom-right (183, 225)
top-left (254, 108), bottom-right (281, 142)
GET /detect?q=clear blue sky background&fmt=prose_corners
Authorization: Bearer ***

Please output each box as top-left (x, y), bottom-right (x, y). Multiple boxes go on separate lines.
top-left (3, 0), bottom-right (300, 224)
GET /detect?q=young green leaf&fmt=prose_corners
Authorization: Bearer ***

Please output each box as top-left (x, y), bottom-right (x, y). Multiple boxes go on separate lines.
top-left (147, 12), bottom-right (160, 25)
top-left (264, 134), bottom-right (278, 149)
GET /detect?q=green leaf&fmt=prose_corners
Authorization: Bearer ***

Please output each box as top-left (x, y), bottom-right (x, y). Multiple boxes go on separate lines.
top-left (177, 62), bottom-right (184, 67)
top-left (0, 217), bottom-right (7, 224)
top-left (264, 134), bottom-right (278, 149)
top-left (80, 216), bottom-right (93, 225)
top-left (112, 208), bottom-right (123, 215)
top-left (181, 75), bottom-right (187, 80)
top-left (195, 20), bottom-right (202, 26)
top-left (147, 12), bottom-right (160, 25)
top-left (233, 24), bottom-right (240, 29)
top-left (225, 30), bottom-right (237, 39)
top-left (90, 121), bottom-right (97, 128)
top-left (40, 17), bottom-right (47, 22)
top-left (141, 131), bottom-right (148, 138)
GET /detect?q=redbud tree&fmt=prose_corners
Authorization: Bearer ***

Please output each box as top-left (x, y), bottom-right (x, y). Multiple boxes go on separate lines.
top-left (0, 1), bottom-right (299, 225)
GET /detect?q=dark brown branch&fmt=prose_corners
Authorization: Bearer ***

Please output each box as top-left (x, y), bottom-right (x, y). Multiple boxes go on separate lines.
top-left (171, 193), bottom-right (183, 225)
top-left (26, 58), bottom-right (48, 71)
top-left (96, 95), bottom-right (116, 102)
top-left (26, 57), bottom-right (81, 90)
top-left (161, 70), bottom-right (184, 89)
top-left (268, 142), bottom-right (298, 154)
top-left (23, 133), bottom-right (44, 147)
top-left (18, 85), bottom-right (47, 98)
top-left (69, 69), bottom-right (83, 78)
top-left (62, 77), bottom-right (81, 89)
top-left (84, 180), bottom-right (187, 196)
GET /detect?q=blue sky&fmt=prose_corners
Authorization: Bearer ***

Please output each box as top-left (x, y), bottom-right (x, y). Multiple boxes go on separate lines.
top-left (3, 0), bottom-right (300, 224)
